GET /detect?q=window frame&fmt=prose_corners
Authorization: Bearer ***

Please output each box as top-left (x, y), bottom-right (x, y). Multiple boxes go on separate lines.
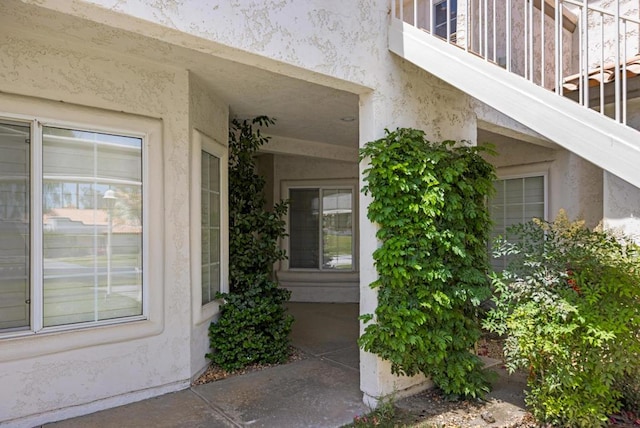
top-left (0, 93), bottom-right (163, 362)
top-left (190, 129), bottom-right (228, 326)
top-left (281, 179), bottom-right (358, 272)
top-left (433, 0), bottom-right (458, 39)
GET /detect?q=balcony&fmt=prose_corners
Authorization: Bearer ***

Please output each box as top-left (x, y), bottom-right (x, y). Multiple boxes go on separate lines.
top-left (393, 0), bottom-right (640, 125)
top-left (390, 0), bottom-right (640, 188)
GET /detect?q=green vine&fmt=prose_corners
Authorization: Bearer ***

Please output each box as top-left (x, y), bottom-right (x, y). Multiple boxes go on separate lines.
top-left (358, 128), bottom-right (496, 398)
top-left (207, 116), bottom-right (293, 371)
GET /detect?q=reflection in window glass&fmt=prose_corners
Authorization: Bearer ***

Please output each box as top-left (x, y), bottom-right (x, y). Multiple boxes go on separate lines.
top-left (322, 190), bottom-right (352, 270)
top-left (42, 127), bottom-right (143, 327)
top-left (289, 189), bottom-right (320, 269)
top-left (0, 121), bottom-right (30, 331)
top-left (434, 0), bottom-right (457, 39)
top-left (201, 151), bottom-right (220, 305)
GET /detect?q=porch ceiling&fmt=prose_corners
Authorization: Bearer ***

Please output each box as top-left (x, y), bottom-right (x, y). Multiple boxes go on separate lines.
top-left (1, 0), bottom-right (360, 149)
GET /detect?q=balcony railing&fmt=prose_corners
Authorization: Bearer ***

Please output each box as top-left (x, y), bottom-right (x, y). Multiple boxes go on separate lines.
top-left (392, 0), bottom-right (640, 126)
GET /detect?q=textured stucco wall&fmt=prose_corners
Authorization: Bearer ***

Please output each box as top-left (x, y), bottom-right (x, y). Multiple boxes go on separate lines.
top-left (14, 0), bottom-right (481, 409)
top-left (273, 154), bottom-right (358, 201)
top-left (604, 98), bottom-right (640, 241)
top-left (188, 74), bottom-right (229, 381)
top-left (585, 0), bottom-right (639, 68)
top-left (551, 150), bottom-right (604, 228)
top-left (0, 22), bottom-right (195, 426)
top-left (604, 173), bottom-right (640, 241)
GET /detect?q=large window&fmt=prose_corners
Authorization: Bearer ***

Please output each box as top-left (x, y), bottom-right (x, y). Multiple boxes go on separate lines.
top-left (288, 186), bottom-right (354, 271)
top-left (489, 174), bottom-right (546, 270)
top-left (0, 119), bottom-right (144, 334)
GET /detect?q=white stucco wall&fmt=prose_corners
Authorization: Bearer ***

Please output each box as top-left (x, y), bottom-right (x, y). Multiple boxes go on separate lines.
top-left (603, 173), bottom-right (640, 241)
top-left (67, 0), bottom-right (483, 401)
top-left (187, 74), bottom-right (229, 381)
top-left (8, 0), bottom-right (493, 414)
top-left (0, 17), bottom-right (207, 428)
top-left (603, 99), bottom-right (640, 241)
top-left (584, 0), bottom-right (639, 68)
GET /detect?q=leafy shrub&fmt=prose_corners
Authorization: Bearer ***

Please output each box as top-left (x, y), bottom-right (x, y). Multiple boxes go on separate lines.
top-left (208, 282), bottom-right (292, 371)
top-left (358, 128), bottom-right (496, 398)
top-left (484, 211), bottom-right (640, 426)
top-left (615, 369), bottom-right (640, 416)
top-left (207, 116), bottom-right (293, 371)
top-left (349, 395), bottom-right (397, 427)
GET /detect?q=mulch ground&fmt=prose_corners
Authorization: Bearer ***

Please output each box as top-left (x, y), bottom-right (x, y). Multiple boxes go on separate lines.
top-left (192, 346), bottom-right (305, 386)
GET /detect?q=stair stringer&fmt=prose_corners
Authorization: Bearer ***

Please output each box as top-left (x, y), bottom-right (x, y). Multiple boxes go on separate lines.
top-left (389, 19), bottom-right (640, 189)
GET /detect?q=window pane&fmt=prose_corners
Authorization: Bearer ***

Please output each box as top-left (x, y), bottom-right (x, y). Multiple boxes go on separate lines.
top-left (0, 121), bottom-right (30, 331)
top-left (42, 127), bottom-right (143, 327)
top-left (490, 176), bottom-right (545, 271)
top-left (289, 189), bottom-right (320, 269)
top-left (322, 189), bottom-right (353, 270)
top-left (201, 151), bottom-right (221, 305)
top-left (434, 0), bottom-right (457, 38)
top-left (209, 156), bottom-right (220, 192)
top-left (210, 193), bottom-right (220, 226)
top-left (505, 178), bottom-right (523, 202)
top-left (524, 176), bottom-right (544, 203)
top-left (201, 265), bottom-right (210, 305)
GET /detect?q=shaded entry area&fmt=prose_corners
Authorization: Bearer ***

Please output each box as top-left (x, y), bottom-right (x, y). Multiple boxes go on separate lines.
top-left (287, 302), bottom-right (359, 370)
top-left (47, 303), bottom-right (366, 428)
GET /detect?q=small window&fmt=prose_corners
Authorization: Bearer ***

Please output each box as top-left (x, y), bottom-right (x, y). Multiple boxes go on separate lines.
top-left (434, 0), bottom-right (457, 39)
top-left (201, 150), bottom-right (221, 305)
top-left (288, 187), bottom-right (354, 271)
top-left (489, 175), bottom-right (546, 271)
top-left (192, 129), bottom-right (227, 321)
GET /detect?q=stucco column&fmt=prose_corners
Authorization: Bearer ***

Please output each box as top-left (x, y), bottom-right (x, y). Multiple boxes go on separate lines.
top-left (358, 92), bottom-right (431, 407)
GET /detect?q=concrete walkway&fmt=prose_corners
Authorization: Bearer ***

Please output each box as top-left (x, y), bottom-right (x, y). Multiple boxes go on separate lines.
top-left (45, 303), bottom-right (368, 428)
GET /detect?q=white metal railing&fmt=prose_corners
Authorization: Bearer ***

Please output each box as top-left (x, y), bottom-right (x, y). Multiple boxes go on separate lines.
top-left (392, 0), bottom-right (640, 126)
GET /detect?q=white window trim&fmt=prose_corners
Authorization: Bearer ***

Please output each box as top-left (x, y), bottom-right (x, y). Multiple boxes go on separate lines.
top-left (191, 129), bottom-right (228, 326)
top-left (433, 0), bottom-right (457, 37)
top-left (495, 163), bottom-right (550, 222)
top-left (281, 179), bottom-right (358, 272)
top-left (0, 93), bottom-right (164, 363)
top-left (490, 165), bottom-right (549, 271)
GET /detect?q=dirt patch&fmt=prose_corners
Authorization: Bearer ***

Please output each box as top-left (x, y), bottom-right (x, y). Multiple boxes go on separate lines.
top-left (192, 346), bottom-right (305, 386)
top-left (393, 388), bottom-right (536, 428)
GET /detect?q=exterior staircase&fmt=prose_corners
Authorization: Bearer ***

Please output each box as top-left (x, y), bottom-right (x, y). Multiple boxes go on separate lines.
top-left (390, 0), bottom-right (640, 188)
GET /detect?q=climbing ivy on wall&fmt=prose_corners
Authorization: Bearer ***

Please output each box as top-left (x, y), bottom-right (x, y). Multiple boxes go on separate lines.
top-left (358, 127), bottom-right (496, 398)
top-left (207, 116), bottom-right (293, 371)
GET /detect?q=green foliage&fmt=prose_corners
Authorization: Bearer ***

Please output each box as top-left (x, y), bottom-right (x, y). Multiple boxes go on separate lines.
top-left (484, 211), bottom-right (640, 426)
top-left (358, 127), bottom-right (496, 398)
top-left (347, 395), bottom-right (397, 427)
top-left (207, 116), bottom-right (293, 371)
top-left (615, 369), bottom-right (640, 415)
